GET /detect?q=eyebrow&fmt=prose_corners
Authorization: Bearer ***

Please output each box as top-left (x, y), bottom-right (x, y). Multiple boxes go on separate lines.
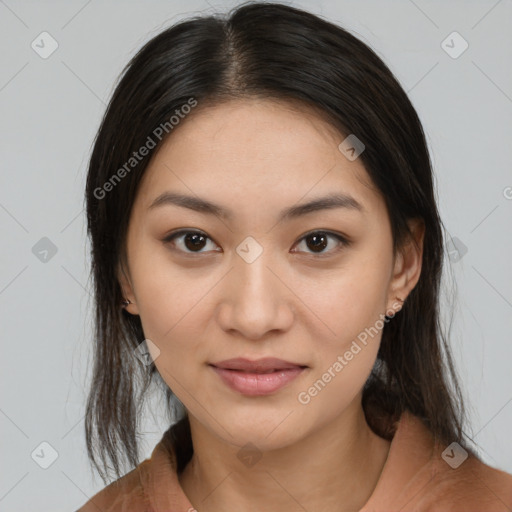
top-left (148, 191), bottom-right (364, 221)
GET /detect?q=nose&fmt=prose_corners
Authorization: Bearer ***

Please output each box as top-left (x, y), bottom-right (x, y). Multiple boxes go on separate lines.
top-left (215, 251), bottom-right (294, 341)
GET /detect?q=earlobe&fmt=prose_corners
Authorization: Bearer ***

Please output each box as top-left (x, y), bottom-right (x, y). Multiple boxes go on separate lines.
top-left (387, 218), bottom-right (425, 309)
top-left (117, 262), bottom-right (139, 315)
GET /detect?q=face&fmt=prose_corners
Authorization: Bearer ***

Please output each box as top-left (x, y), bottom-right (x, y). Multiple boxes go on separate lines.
top-left (118, 98), bottom-right (422, 450)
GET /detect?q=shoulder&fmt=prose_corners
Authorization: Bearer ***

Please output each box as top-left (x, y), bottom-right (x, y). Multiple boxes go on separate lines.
top-left (363, 411), bottom-right (512, 511)
top-left (422, 451), bottom-right (512, 511)
top-left (76, 460), bottom-right (150, 511)
top-left (75, 422), bottom-right (188, 512)
top-left (406, 425), bottom-right (512, 510)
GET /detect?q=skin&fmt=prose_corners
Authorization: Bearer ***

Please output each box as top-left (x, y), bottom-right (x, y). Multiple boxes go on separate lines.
top-left (118, 98), bottom-right (424, 512)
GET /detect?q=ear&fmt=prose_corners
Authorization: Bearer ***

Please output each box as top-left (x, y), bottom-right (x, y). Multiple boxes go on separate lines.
top-left (117, 260), bottom-right (140, 315)
top-left (387, 218), bottom-right (425, 313)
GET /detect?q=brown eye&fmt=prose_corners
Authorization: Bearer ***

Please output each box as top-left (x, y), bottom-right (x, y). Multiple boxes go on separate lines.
top-left (163, 229), bottom-right (348, 257)
top-left (293, 231), bottom-right (348, 256)
top-left (183, 232), bottom-right (207, 251)
top-left (163, 230), bottom-right (220, 254)
top-left (305, 232), bottom-right (328, 252)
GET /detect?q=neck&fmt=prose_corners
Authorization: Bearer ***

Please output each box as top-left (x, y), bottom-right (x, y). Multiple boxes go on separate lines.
top-left (178, 401), bottom-right (391, 512)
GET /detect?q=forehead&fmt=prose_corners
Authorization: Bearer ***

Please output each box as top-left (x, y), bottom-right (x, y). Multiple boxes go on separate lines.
top-left (134, 98), bottom-right (384, 221)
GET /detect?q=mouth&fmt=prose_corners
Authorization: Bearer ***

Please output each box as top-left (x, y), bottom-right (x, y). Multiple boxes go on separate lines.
top-left (210, 357), bottom-right (308, 372)
top-left (209, 358), bottom-right (308, 396)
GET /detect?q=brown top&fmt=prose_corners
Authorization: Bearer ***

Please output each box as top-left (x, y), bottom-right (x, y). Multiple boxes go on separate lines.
top-left (77, 411), bottom-right (512, 511)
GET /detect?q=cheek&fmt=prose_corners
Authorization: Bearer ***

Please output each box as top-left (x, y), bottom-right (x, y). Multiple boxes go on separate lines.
top-left (142, 306), bottom-right (206, 402)
top-left (295, 265), bottom-right (388, 415)
top-left (304, 253), bottom-right (391, 346)
top-left (129, 254), bottom-right (205, 371)
top-left (130, 241), bottom-right (199, 330)
top-left (292, 257), bottom-right (390, 410)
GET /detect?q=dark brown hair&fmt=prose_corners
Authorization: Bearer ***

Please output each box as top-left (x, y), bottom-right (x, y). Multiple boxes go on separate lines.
top-left (84, 1), bottom-right (467, 484)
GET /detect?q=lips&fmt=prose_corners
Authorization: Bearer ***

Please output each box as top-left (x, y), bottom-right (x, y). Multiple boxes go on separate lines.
top-left (210, 357), bottom-right (307, 373)
top-left (209, 358), bottom-right (308, 396)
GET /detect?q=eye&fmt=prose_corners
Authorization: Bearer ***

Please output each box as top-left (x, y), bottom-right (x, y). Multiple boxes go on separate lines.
top-left (163, 229), bottom-right (221, 254)
top-left (163, 229), bottom-right (349, 257)
top-left (292, 230), bottom-right (349, 256)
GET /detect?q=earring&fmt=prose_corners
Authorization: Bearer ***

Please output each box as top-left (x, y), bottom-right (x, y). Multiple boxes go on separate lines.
top-left (121, 298), bottom-right (132, 308)
top-left (395, 296), bottom-right (405, 311)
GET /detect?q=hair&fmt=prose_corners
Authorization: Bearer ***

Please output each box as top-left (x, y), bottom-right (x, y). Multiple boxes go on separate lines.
top-left (84, 0), bottom-right (468, 484)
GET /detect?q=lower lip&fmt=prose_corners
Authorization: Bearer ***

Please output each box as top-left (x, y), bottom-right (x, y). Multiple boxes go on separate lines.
top-left (210, 365), bottom-right (306, 396)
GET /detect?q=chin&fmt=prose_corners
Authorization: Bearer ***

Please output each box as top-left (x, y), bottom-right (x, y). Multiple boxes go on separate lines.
top-left (209, 410), bottom-right (307, 451)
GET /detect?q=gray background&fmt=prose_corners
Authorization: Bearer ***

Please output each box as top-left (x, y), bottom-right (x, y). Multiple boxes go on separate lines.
top-left (0, 0), bottom-right (511, 510)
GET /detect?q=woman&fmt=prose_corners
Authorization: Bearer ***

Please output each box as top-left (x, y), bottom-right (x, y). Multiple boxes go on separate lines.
top-left (77, 2), bottom-right (512, 511)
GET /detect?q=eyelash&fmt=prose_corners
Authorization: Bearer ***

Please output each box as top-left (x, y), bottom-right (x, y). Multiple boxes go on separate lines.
top-left (162, 229), bottom-right (350, 257)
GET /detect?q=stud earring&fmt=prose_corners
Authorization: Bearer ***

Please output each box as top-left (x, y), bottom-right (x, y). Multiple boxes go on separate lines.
top-left (395, 296), bottom-right (405, 311)
top-left (121, 298), bottom-right (132, 308)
